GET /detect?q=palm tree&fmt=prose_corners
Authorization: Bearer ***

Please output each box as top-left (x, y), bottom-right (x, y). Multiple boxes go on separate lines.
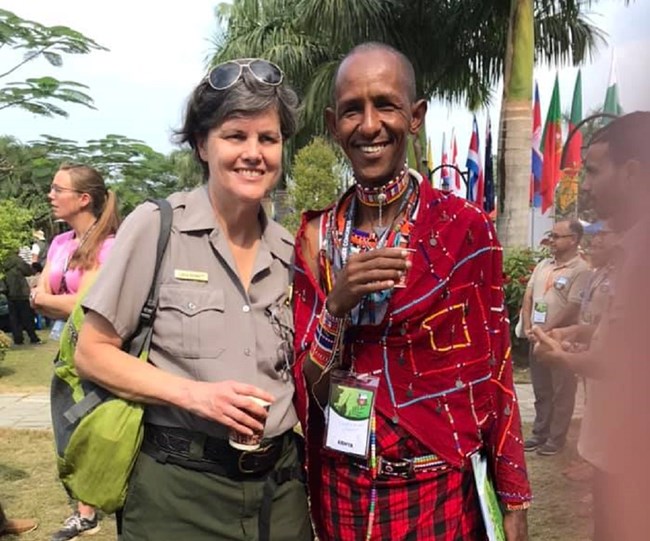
top-left (211, 0), bottom-right (606, 245)
top-left (497, 0), bottom-right (536, 248)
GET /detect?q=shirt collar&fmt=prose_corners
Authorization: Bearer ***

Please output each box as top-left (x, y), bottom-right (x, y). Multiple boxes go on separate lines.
top-left (551, 253), bottom-right (583, 269)
top-left (175, 185), bottom-right (294, 266)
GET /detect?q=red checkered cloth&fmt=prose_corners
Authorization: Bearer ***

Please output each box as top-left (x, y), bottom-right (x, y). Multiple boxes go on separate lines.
top-left (316, 412), bottom-right (486, 541)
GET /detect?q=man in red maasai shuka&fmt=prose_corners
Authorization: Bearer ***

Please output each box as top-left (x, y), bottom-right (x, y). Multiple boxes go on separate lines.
top-left (292, 43), bottom-right (531, 541)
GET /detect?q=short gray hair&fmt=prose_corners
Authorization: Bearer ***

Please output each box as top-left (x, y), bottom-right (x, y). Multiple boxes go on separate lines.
top-left (176, 67), bottom-right (300, 178)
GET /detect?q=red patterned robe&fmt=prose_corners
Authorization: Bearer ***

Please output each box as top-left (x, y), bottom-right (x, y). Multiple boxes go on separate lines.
top-left (293, 175), bottom-right (531, 540)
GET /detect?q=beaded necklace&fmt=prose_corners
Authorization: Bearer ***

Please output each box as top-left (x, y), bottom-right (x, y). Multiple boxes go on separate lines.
top-left (355, 163), bottom-right (409, 238)
top-left (354, 163), bottom-right (410, 206)
top-left (325, 175), bottom-right (419, 325)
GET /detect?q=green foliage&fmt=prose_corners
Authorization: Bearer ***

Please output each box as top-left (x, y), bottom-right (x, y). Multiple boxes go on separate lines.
top-left (502, 247), bottom-right (546, 354)
top-left (0, 77), bottom-right (94, 116)
top-left (0, 330), bottom-right (11, 353)
top-left (0, 136), bottom-right (204, 227)
top-left (212, 0), bottom-right (605, 142)
top-left (281, 137), bottom-right (341, 233)
top-left (0, 8), bottom-right (106, 117)
top-left (0, 135), bottom-right (58, 228)
top-left (0, 199), bottom-right (33, 265)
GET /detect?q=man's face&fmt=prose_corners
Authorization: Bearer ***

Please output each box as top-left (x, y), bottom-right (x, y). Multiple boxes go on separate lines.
top-left (547, 221), bottom-right (578, 258)
top-left (582, 142), bottom-right (624, 220)
top-left (326, 50), bottom-right (426, 187)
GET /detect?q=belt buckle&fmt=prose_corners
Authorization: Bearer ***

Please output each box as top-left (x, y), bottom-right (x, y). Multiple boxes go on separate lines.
top-left (378, 457), bottom-right (415, 479)
top-left (237, 444), bottom-right (273, 474)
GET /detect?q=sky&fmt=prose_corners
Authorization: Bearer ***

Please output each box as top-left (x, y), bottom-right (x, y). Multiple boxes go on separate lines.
top-left (1, 0), bottom-right (217, 151)
top-left (2, 0), bottom-right (649, 172)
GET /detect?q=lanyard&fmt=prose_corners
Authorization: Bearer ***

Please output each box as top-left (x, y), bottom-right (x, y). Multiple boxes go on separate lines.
top-left (59, 254), bottom-right (72, 294)
top-left (58, 222), bottom-right (97, 295)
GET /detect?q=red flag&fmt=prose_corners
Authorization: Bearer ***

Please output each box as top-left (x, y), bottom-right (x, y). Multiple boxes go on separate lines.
top-left (540, 75), bottom-right (562, 214)
top-left (565, 71), bottom-right (582, 170)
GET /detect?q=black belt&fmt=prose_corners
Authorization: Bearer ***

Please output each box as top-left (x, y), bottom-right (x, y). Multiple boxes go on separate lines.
top-left (142, 423), bottom-right (289, 481)
top-left (136, 424), bottom-right (307, 541)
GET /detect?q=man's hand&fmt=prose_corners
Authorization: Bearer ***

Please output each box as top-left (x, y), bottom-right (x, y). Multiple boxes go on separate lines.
top-left (532, 327), bottom-right (566, 365)
top-left (503, 509), bottom-right (528, 541)
top-left (326, 247), bottom-right (410, 317)
top-left (524, 326), bottom-right (534, 341)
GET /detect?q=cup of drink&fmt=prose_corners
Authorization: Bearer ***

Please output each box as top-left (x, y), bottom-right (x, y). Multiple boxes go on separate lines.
top-left (228, 397), bottom-right (271, 451)
top-left (394, 248), bottom-right (416, 288)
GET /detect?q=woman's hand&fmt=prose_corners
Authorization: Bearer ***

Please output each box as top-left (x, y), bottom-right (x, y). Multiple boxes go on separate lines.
top-left (185, 381), bottom-right (275, 436)
top-left (29, 286), bottom-right (45, 309)
top-left (326, 247), bottom-right (411, 317)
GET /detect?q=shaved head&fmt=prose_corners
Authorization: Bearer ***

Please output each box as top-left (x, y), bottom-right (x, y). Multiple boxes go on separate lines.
top-left (334, 42), bottom-right (417, 103)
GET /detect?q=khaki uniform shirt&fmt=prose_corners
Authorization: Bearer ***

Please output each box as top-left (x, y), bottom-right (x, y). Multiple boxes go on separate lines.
top-left (576, 265), bottom-right (614, 469)
top-left (579, 265), bottom-right (614, 326)
top-left (83, 186), bottom-right (298, 439)
top-left (526, 254), bottom-right (590, 328)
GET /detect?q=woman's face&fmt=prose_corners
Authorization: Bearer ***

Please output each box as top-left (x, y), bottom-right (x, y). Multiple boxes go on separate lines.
top-left (199, 108), bottom-right (283, 205)
top-left (48, 170), bottom-right (91, 222)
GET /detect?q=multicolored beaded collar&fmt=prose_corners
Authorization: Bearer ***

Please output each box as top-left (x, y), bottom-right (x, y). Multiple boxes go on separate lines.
top-left (354, 163), bottom-right (409, 207)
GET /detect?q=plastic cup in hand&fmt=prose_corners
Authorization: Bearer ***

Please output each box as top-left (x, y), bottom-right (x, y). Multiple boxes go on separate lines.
top-left (228, 397), bottom-right (271, 451)
top-left (394, 249), bottom-right (416, 288)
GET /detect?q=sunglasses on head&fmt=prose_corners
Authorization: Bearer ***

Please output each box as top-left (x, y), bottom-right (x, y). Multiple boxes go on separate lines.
top-left (206, 59), bottom-right (284, 91)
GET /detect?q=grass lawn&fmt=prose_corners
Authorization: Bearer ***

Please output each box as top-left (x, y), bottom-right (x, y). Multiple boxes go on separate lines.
top-left (0, 423), bottom-right (592, 540)
top-left (0, 429), bottom-right (115, 541)
top-left (0, 331), bottom-right (56, 393)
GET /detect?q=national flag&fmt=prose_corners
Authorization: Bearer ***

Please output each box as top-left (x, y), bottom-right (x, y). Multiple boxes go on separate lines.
top-left (440, 132), bottom-right (451, 189)
top-left (540, 75), bottom-right (562, 214)
top-left (531, 81), bottom-right (543, 208)
top-left (557, 71), bottom-right (582, 212)
top-left (466, 115), bottom-right (484, 205)
top-left (483, 115), bottom-right (495, 213)
top-left (451, 129), bottom-right (462, 195)
top-left (603, 52), bottom-right (623, 119)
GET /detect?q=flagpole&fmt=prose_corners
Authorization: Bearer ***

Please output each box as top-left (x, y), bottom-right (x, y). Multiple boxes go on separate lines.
top-left (530, 205), bottom-right (535, 248)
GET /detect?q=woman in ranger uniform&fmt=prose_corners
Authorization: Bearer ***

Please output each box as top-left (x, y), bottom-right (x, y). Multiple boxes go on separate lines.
top-left (75, 59), bottom-right (311, 541)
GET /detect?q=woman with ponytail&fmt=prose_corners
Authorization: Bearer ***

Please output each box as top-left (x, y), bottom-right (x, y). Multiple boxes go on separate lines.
top-left (32, 163), bottom-right (120, 320)
top-left (31, 162), bottom-right (120, 541)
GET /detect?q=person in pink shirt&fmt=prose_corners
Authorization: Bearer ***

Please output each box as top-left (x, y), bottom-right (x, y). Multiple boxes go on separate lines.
top-left (30, 162), bottom-right (120, 541)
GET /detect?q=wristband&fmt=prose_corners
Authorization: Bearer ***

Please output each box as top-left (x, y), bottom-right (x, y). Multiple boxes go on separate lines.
top-left (309, 304), bottom-right (349, 370)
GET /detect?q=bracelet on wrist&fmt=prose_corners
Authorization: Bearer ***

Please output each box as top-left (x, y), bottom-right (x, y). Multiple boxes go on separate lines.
top-left (308, 304), bottom-right (349, 370)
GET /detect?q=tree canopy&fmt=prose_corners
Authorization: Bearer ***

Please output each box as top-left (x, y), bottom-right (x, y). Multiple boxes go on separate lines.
top-left (211, 0), bottom-right (605, 138)
top-left (0, 135), bottom-right (204, 233)
top-left (0, 8), bottom-right (106, 116)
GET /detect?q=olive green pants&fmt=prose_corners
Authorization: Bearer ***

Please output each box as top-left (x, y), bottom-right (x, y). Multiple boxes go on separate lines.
top-left (121, 438), bottom-right (312, 541)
